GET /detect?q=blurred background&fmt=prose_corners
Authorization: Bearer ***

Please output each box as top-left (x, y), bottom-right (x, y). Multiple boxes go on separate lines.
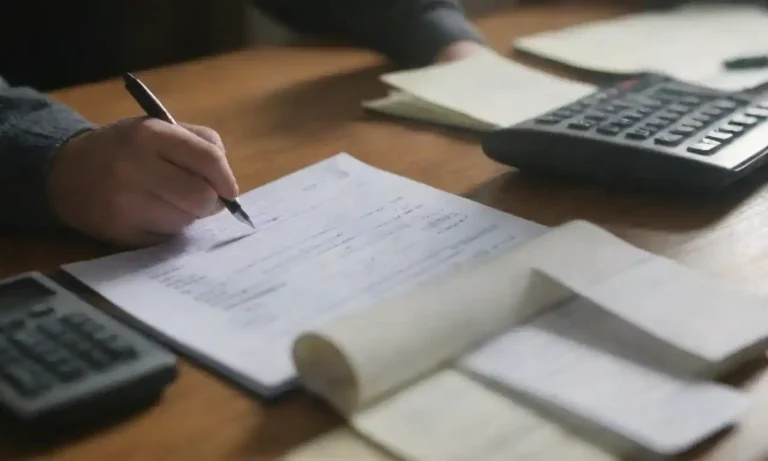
top-left (0, 0), bottom-right (516, 91)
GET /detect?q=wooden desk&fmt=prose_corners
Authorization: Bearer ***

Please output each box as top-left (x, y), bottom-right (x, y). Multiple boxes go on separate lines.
top-left (3, 2), bottom-right (768, 460)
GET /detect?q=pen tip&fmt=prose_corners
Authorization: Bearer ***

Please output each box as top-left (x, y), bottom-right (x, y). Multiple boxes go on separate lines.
top-left (234, 211), bottom-right (255, 229)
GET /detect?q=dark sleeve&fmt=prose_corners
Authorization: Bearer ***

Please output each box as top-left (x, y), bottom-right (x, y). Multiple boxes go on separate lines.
top-left (0, 76), bottom-right (94, 235)
top-left (252, 0), bottom-right (486, 68)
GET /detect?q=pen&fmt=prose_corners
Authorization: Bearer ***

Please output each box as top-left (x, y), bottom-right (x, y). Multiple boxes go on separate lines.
top-left (723, 54), bottom-right (768, 70)
top-left (121, 72), bottom-right (254, 228)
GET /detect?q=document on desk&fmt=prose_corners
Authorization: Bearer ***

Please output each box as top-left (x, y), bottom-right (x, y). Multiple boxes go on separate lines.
top-left (513, 3), bottom-right (768, 87)
top-left (63, 153), bottom-right (544, 396)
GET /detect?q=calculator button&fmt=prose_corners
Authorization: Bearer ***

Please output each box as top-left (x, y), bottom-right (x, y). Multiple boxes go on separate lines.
top-left (2, 366), bottom-right (47, 396)
top-left (656, 112), bottom-right (680, 122)
top-left (100, 336), bottom-right (136, 360)
top-left (713, 99), bottom-right (739, 110)
top-left (612, 117), bottom-right (636, 128)
top-left (570, 100), bottom-right (592, 110)
top-left (644, 120), bottom-right (669, 130)
top-left (652, 94), bottom-right (677, 104)
top-left (612, 101), bottom-right (633, 111)
top-left (0, 318), bottom-right (25, 331)
top-left (600, 104), bottom-right (627, 113)
top-left (9, 330), bottom-right (41, 350)
top-left (568, 120), bottom-right (594, 131)
top-left (688, 139), bottom-right (720, 155)
top-left (667, 104), bottom-right (691, 114)
top-left (622, 111), bottom-right (646, 121)
top-left (584, 113), bottom-right (609, 122)
top-left (654, 134), bottom-right (685, 146)
top-left (58, 332), bottom-right (83, 350)
top-left (597, 124), bottom-right (622, 136)
top-left (535, 115), bottom-right (560, 125)
top-left (78, 318), bottom-right (105, 336)
top-left (37, 321), bottom-right (67, 338)
top-left (29, 305), bottom-right (54, 318)
top-left (62, 313), bottom-right (89, 327)
top-left (80, 349), bottom-right (113, 369)
top-left (637, 107), bottom-right (656, 116)
top-left (50, 361), bottom-right (85, 382)
top-left (642, 99), bottom-right (665, 109)
top-left (27, 339), bottom-right (59, 360)
top-left (683, 120), bottom-right (705, 130)
top-left (746, 107), bottom-right (768, 118)
top-left (553, 109), bottom-right (577, 119)
top-left (719, 124), bottom-right (745, 134)
top-left (700, 107), bottom-right (725, 118)
top-left (625, 129), bottom-right (652, 140)
top-left (706, 130), bottom-right (733, 142)
top-left (670, 125), bottom-right (697, 136)
top-left (730, 114), bottom-right (759, 126)
top-left (691, 114), bottom-right (713, 125)
top-left (680, 96), bottom-right (702, 106)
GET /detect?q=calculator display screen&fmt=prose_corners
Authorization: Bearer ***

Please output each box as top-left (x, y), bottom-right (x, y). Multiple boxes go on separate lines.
top-left (0, 278), bottom-right (55, 309)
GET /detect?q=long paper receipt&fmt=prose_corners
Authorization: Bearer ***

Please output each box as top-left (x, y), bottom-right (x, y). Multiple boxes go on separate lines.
top-left (63, 153), bottom-right (544, 393)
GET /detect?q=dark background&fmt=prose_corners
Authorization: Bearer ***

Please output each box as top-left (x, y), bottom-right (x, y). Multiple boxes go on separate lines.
top-left (0, 0), bottom-right (715, 92)
top-left (0, 0), bottom-right (251, 91)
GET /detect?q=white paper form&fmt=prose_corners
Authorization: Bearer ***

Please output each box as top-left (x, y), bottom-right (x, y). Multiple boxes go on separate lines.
top-left (63, 153), bottom-right (544, 395)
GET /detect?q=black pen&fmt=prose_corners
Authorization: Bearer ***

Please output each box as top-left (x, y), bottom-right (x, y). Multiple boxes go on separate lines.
top-left (723, 54), bottom-right (768, 70)
top-left (121, 72), bottom-right (254, 228)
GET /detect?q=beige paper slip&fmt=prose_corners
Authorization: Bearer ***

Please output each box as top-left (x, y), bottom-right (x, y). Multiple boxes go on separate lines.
top-left (290, 220), bottom-right (767, 459)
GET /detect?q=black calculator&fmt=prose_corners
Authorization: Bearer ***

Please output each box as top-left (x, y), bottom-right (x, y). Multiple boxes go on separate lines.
top-left (0, 272), bottom-right (177, 431)
top-left (481, 74), bottom-right (768, 189)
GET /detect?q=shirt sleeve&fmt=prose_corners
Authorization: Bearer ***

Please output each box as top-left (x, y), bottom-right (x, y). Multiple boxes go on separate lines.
top-left (0, 77), bottom-right (94, 235)
top-left (251, 0), bottom-right (486, 68)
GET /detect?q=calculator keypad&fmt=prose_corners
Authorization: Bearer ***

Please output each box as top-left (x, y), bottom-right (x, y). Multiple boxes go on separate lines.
top-left (0, 306), bottom-right (136, 397)
top-left (533, 75), bottom-right (766, 158)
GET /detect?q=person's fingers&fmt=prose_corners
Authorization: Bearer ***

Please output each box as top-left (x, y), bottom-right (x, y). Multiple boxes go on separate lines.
top-left (126, 190), bottom-right (198, 238)
top-left (182, 123), bottom-right (225, 150)
top-left (437, 40), bottom-right (486, 63)
top-left (138, 119), bottom-right (239, 200)
top-left (140, 157), bottom-right (220, 217)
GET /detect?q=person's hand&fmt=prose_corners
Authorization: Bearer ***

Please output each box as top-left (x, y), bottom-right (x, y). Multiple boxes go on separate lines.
top-left (437, 40), bottom-right (487, 63)
top-left (47, 117), bottom-right (238, 247)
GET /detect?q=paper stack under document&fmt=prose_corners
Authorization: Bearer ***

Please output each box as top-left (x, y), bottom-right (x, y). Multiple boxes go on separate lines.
top-left (363, 48), bottom-right (596, 131)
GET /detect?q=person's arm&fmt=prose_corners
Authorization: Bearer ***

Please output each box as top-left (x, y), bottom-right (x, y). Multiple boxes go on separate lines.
top-left (252, 0), bottom-right (487, 68)
top-left (0, 76), bottom-right (94, 234)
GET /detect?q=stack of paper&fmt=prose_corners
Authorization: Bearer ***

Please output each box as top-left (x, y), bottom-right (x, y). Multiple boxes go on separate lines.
top-left (286, 220), bottom-right (768, 460)
top-left (363, 49), bottom-right (597, 131)
top-left (513, 3), bottom-right (768, 91)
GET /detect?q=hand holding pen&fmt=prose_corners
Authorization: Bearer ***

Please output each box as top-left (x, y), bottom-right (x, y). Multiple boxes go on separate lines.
top-left (45, 74), bottom-right (252, 248)
top-left (122, 72), bottom-right (254, 228)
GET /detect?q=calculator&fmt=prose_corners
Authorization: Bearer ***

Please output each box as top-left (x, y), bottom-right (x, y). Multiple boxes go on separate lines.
top-left (0, 272), bottom-right (177, 431)
top-left (481, 74), bottom-right (768, 189)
